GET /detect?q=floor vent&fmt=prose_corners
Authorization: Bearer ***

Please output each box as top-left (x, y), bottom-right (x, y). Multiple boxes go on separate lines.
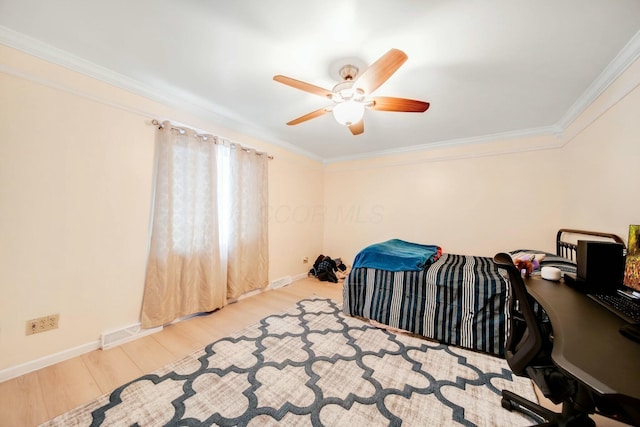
top-left (270, 276), bottom-right (292, 289)
top-left (100, 323), bottom-right (162, 350)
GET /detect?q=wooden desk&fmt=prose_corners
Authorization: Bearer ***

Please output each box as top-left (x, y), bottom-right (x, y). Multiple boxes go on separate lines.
top-left (525, 276), bottom-right (640, 404)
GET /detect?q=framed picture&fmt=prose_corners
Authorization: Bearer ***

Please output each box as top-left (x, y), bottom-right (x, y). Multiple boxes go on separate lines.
top-left (623, 224), bottom-right (640, 292)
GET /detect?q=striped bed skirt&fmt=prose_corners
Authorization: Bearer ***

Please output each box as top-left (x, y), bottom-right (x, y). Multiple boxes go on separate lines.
top-left (343, 253), bottom-right (509, 356)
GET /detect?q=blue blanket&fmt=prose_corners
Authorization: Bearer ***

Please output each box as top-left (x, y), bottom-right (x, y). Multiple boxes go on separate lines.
top-left (352, 239), bottom-right (441, 272)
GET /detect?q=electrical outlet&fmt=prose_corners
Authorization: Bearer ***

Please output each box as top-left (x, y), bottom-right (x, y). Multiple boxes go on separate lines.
top-left (26, 314), bottom-right (59, 335)
top-left (303, 256), bottom-right (309, 264)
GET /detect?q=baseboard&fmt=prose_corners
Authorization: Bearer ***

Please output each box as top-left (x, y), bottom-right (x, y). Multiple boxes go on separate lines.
top-left (0, 341), bottom-right (100, 383)
top-left (0, 324), bottom-right (164, 383)
top-left (0, 273), bottom-right (312, 383)
top-left (292, 272), bottom-right (309, 282)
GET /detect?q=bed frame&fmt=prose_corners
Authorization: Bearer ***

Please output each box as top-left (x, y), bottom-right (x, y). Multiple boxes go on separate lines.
top-left (556, 228), bottom-right (625, 260)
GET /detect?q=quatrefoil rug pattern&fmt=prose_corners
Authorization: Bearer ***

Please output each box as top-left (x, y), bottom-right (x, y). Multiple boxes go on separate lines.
top-left (41, 298), bottom-right (537, 426)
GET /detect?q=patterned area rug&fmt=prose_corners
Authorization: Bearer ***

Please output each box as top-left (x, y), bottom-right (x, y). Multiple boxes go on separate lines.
top-left (41, 298), bottom-right (538, 426)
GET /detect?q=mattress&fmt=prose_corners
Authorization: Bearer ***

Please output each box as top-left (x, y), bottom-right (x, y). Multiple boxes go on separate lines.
top-left (343, 253), bottom-right (509, 356)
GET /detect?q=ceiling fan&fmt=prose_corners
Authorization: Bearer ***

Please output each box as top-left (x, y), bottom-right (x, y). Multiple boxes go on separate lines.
top-left (273, 48), bottom-right (429, 136)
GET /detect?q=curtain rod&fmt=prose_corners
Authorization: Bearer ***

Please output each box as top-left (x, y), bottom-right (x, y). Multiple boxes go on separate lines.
top-left (150, 119), bottom-right (274, 160)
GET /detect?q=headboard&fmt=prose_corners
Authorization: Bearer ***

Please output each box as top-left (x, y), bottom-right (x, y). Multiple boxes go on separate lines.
top-left (556, 228), bottom-right (626, 261)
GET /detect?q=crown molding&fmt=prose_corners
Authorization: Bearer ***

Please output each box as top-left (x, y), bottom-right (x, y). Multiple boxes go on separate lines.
top-left (0, 25), bottom-right (323, 163)
top-left (325, 30), bottom-right (640, 165)
top-left (556, 29), bottom-right (640, 131)
top-left (2, 24), bottom-right (638, 166)
top-left (322, 124), bottom-right (563, 164)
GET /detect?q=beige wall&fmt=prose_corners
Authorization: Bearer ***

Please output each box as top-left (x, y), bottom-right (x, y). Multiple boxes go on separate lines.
top-left (323, 139), bottom-right (564, 261)
top-left (0, 46), bottom-right (323, 372)
top-left (324, 60), bottom-right (640, 263)
top-left (560, 63), bottom-right (640, 240)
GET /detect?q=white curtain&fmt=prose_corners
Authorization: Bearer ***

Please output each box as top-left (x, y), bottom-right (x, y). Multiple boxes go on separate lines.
top-left (140, 123), bottom-right (269, 328)
top-left (227, 146), bottom-right (269, 299)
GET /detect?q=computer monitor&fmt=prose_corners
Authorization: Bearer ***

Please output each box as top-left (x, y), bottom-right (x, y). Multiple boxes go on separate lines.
top-left (623, 224), bottom-right (640, 293)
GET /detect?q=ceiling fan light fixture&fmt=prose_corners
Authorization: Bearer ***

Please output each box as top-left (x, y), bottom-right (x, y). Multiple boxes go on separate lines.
top-left (274, 49), bottom-right (427, 134)
top-left (332, 100), bottom-right (365, 125)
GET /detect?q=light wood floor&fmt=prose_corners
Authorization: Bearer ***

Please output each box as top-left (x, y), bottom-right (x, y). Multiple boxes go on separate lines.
top-left (0, 278), bottom-right (626, 426)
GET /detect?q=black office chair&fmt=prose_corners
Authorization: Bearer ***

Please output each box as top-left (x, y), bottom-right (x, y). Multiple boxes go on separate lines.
top-left (494, 252), bottom-right (597, 427)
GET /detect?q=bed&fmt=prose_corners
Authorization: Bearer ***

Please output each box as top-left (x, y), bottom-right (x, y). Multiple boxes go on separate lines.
top-left (342, 229), bottom-right (624, 357)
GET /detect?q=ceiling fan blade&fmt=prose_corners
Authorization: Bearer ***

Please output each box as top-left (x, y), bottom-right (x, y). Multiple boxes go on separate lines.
top-left (354, 49), bottom-right (408, 95)
top-left (286, 107), bottom-right (331, 126)
top-left (371, 96), bottom-right (430, 112)
top-left (348, 119), bottom-right (364, 135)
top-left (273, 75), bottom-right (333, 98)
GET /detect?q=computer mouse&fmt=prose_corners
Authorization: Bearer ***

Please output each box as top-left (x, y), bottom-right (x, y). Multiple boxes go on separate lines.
top-left (619, 323), bottom-right (640, 343)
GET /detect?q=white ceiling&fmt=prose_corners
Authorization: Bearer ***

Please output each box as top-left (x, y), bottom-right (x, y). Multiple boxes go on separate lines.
top-left (1, 1), bottom-right (640, 162)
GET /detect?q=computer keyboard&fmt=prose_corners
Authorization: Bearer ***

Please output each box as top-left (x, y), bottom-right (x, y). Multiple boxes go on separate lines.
top-left (589, 293), bottom-right (640, 324)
